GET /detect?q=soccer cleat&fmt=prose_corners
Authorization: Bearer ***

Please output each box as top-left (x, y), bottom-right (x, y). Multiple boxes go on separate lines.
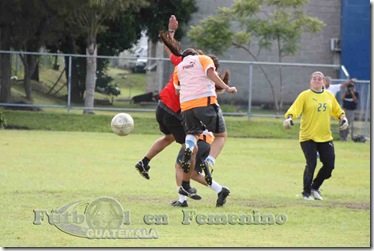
top-left (302, 192), bottom-right (313, 200)
top-left (171, 200), bottom-right (188, 207)
top-left (181, 148), bottom-right (192, 173)
top-left (311, 189), bottom-right (323, 200)
top-left (178, 186), bottom-right (202, 200)
top-left (135, 160), bottom-right (150, 180)
top-left (202, 160), bottom-right (214, 186)
top-left (216, 187), bottom-right (230, 207)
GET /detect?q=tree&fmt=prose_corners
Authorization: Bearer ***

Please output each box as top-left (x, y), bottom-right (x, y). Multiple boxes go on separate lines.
top-left (0, 0), bottom-right (21, 103)
top-left (1, 0), bottom-right (196, 106)
top-left (135, 0), bottom-right (197, 68)
top-left (52, 6), bottom-right (144, 103)
top-left (44, 0), bottom-right (146, 104)
top-left (137, 0), bottom-right (197, 43)
top-left (188, 0), bottom-right (325, 114)
top-left (71, 0), bottom-right (149, 114)
top-left (1, 0), bottom-right (77, 102)
top-left (3, 0), bottom-right (71, 101)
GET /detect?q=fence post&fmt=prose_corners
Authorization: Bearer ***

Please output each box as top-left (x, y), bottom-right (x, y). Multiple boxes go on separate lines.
top-left (363, 83), bottom-right (370, 138)
top-left (158, 59), bottom-right (164, 93)
top-left (67, 56), bottom-right (72, 113)
top-left (247, 64), bottom-right (253, 120)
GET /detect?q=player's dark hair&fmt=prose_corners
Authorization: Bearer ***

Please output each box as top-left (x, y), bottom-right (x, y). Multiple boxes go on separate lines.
top-left (159, 30), bottom-right (229, 86)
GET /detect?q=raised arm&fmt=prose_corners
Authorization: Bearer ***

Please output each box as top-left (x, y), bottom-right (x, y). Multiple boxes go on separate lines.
top-left (164, 15), bottom-right (178, 58)
top-left (340, 78), bottom-right (357, 88)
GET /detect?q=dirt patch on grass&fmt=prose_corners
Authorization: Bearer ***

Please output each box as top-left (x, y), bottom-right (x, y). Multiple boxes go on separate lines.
top-left (309, 201), bottom-right (370, 210)
top-left (333, 202), bottom-right (370, 210)
top-left (240, 199), bottom-right (370, 211)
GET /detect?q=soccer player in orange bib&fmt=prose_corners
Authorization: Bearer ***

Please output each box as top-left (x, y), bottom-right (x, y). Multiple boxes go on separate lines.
top-left (171, 47), bottom-right (237, 197)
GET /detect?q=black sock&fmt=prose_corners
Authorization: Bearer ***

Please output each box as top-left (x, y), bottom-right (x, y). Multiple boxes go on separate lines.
top-left (181, 181), bottom-right (190, 190)
top-left (142, 157), bottom-right (150, 166)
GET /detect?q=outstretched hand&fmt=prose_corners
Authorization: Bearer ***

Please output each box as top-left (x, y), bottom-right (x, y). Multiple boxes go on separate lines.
top-left (226, 86), bottom-right (237, 94)
top-left (169, 15), bottom-right (178, 31)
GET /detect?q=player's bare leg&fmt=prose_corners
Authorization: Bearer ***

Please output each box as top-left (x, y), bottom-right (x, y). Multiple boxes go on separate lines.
top-left (135, 134), bottom-right (175, 179)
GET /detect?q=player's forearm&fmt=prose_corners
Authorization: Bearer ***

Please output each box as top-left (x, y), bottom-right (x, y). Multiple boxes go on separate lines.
top-left (341, 78), bottom-right (356, 87)
top-left (166, 15), bottom-right (177, 57)
top-left (207, 69), bottom-right (229, 90)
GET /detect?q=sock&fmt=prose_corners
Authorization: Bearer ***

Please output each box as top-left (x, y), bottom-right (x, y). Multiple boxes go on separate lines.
top-left (181, 181), bottom-right (191, 190)
top-left (209, 180), bottom-right (222, 193)
top-left (142, 157), bottom-right (150, 166)
top-left (178, 193), bottom-right (187, 203)
top-left (185, 134), bottom-right (197, 151)
top-left (205, 156), bottom-right (216, 167)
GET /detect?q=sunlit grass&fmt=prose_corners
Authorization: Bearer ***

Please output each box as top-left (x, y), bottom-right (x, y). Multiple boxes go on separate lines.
top-left (0, 130), bottom-right (370, 247)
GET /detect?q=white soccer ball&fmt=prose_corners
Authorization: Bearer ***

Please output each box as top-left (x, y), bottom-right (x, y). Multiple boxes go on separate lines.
top-left (111, 113), bottom-right (134, 136)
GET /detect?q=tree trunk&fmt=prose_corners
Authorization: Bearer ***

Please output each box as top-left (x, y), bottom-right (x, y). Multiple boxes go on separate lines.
top-left (277, 37), bottom-right (283, 115)
top-left (64, 56), bottom-right (84, 103)
top-left (83, 42), bottom-right (97, 114)
top-left (53, 56), bottom-right (59, 70)
top-left (258, 65), bottom-right (279, 113)
top-left (0, 53), bottom-right (11, 103)
top-left (278, 66), bottom-right (284, 114)
top-left (0, 26), bottom-right (12, 103)
top-left (23, 72), bottom-right (32, 100)
top-left (32, 62), bottom-right (39, 82)
top-left (20, 54), bottom-right (39, 101)
top-left (233, 43), bottom-right (280, 114)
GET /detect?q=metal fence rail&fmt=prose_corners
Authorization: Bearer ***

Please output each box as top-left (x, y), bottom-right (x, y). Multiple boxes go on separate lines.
top-left (0, 50), bottom-right (370, 139)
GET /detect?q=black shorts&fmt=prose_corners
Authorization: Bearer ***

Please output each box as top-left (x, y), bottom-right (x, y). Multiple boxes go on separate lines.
top-left (182, 104), bottom-right (226, 135)
top-left (156, 102), bottom-right (186, 144)
top-left (176, 140), bottom-right (210, 173)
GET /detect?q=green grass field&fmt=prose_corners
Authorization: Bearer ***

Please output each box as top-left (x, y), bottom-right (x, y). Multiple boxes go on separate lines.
top-left (0, 129), bottom-right (370, 247)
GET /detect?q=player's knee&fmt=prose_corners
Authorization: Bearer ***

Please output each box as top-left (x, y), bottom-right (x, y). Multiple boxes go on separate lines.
top-left (190, 170), bottom-right (199, 179)
top-left (164, 134), bottom-right (176, 144)
top-left (214, 132), bottom-right (227, 139)
top-left (324, 166), bottom-right (334, 179)
top-left (175, 136), bottom-right (185, 144)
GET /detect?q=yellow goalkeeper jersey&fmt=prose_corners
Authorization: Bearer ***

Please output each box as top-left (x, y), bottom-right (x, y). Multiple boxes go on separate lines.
top-left (285, 89), bottom-right (345, 142)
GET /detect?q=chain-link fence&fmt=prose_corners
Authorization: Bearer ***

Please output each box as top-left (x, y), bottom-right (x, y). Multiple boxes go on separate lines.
top-left (0, 50), bottom-right (370, 140)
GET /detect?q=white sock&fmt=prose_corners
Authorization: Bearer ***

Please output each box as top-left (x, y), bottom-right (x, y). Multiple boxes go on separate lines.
top-left (178, 187), bottom-right (187, 202)
top-left (206, 156), bottom-right (216, 166)
top-left (185, 134), bottom-right (197, 151)
top-left (209, 180), bottom-right (222, 193)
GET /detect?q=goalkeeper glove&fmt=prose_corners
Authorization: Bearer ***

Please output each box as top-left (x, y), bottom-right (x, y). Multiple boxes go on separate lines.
top-left (340, 117), bottom-right (349, 130)
top-left (283, 117), bottom-right (294, 129)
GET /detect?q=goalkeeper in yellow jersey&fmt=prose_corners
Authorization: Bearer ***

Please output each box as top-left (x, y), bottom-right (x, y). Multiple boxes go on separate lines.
top-left (283, 71), bottom-right (348, 200)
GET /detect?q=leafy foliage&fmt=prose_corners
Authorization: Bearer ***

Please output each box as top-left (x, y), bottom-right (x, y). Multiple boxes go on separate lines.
top-left (137, 0), bottom-right (198, 43)
top-left (188, 11), bottom-right (234, 55)
top-left (0, 0), bottom-right (198, 104)
top-left (187, 0), bottom-right (325, 114)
